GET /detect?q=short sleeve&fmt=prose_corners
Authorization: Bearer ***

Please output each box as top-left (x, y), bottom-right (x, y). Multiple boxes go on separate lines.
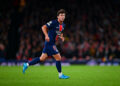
top-left (45, 21), bottom-right (53, 29)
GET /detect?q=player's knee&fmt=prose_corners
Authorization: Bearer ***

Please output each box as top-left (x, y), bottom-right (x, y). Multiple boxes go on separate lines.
top-left (40, 57), bottom-right (46, 61)
top-left (55, 57), bottom-right (61, 61)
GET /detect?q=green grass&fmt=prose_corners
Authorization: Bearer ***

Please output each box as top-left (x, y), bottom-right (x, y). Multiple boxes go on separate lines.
top-left (0, 65), bottom-right (120, 86)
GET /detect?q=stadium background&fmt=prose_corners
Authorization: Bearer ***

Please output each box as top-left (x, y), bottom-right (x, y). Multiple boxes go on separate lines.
top-left (0, 0), bottom-right (120, 86)
top-left (0, 0), bottom-right (120, 65)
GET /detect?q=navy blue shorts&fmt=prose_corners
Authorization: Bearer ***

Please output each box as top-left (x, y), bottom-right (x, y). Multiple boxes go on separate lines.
top-left (42, 45), bottom-right (59, 56)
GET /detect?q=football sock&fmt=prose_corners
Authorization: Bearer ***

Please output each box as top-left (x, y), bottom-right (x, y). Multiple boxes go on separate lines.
top-left (28, 57), bottom-right (40, 66)
top-left (59, 72), bottom-right (63, 77)
top-left (56, 61), bottom-right (62, 76)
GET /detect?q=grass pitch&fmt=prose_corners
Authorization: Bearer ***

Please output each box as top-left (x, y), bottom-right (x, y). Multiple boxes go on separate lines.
top-left (0, 65), bottom-right (120, 86)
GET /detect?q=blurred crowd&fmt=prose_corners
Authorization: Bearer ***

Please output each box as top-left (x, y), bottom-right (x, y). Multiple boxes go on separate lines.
top-left (0, 12), bottom-right (10, 58)
top-left (0, 0), bottom-right (120, 61)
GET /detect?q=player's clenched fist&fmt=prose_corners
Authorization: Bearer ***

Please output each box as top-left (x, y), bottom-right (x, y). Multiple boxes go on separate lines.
top-left (60, 37), bottom-right (64, 42)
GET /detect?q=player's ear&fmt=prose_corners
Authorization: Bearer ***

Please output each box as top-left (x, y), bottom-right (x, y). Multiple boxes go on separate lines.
top-left (57, 15), bottom-right (59, 19)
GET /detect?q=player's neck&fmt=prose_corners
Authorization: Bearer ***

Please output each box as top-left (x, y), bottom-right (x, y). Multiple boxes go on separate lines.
top-left (57, 19), bottom-right (63, 25)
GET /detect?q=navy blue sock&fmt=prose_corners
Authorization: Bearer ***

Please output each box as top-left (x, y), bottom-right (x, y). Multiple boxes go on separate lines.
top-left (28, 57), bottom-right (40, 65)
top-left (56, 61), bottom-right (62, 73)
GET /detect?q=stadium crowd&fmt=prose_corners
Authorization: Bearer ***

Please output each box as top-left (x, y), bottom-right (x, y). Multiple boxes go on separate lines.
top-left (0, 0), bottom-right (120, 61)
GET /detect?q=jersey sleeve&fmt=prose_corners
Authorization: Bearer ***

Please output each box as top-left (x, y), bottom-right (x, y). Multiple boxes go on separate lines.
top-left (45, 21), bottom-right (53, 29)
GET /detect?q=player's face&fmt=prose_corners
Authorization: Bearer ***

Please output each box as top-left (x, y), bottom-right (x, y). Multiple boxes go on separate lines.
top-left (57, 13), bottom-right (65, 22)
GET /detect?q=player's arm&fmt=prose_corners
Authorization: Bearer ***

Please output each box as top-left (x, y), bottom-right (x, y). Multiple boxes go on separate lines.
top-left (42, 25), bottom-right (50, 42)
top-left (60, 33), bottom-right (65, 42)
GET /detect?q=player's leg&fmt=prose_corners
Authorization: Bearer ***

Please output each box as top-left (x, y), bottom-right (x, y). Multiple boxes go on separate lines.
top-left (28, 53), bottom-right (48, 65)
top-left (53, 53), bottom-right (62, 74)
top-left (23, 53), bottom-right (48, 73)
top-left (53, 53), bottom-right (69, 79)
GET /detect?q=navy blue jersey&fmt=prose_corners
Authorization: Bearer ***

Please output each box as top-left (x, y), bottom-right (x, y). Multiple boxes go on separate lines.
top-left (45, 19), bottom-right (65, 45)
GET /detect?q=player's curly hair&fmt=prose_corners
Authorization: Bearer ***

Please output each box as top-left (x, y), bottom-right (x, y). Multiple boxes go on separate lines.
top-left (57, 9), bottom-right (66, 16)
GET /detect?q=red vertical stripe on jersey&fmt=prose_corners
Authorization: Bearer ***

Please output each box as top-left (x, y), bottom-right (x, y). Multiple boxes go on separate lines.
top-left (56, 35), bottom-right (59, 40)
top-left (56, 25), bottom-right (62, 41)
top-left (59, 25), bottom-right (62, 31)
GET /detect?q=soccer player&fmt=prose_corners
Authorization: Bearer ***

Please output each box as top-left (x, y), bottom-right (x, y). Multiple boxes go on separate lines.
top-left (23, 9), bottom-right (69, 79)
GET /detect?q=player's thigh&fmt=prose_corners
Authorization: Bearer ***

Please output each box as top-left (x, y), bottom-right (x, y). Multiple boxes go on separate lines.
top-left (52, 53), bottom-right (61, 61)
top-left (40, 53), bottom-right (48, 61)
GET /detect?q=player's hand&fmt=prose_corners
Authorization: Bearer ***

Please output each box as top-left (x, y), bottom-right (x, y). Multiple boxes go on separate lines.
top-left (45, 36), bottom-right (50, 42)
top-left (60, 37), bottom-right (65, 42)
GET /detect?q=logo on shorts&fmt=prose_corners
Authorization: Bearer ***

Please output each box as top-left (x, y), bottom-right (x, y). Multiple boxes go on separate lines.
top-left (53, 45), bottom-right (58, 52)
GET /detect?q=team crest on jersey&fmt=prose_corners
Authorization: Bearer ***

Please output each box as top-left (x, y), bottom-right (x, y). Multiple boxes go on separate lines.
top-left (56, 26), bottom-right (64, 31)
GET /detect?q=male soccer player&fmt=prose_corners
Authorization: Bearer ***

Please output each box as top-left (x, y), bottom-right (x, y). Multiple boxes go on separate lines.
top-left (23, 9), bottom-right (69, 79)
